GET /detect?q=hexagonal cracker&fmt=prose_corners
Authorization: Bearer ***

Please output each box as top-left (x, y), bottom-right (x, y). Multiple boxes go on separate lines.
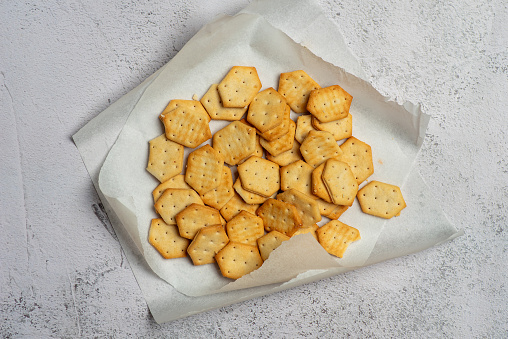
top-left (256, 198), bottom-right (302, 236)
top-left (280, 160), bottom-right (315, 198)
top-left (148, 218), bottom-right (190, 259)
top-left (154, 188), bottom-right (204, 225)
top-left (312, 113), bottom-right (353, 141)
top-left (339, 136), bottom-right (374, 184)
top-left (266, 139), bottom-right (303, 167)
top-left (219, 192), bottom-right (260, 222)
top-left (256, 230), bottom-right (290, 261)
top-left (215, 242), bottom-right (263, 279)
top-left (295, 114), bottom-right (317, 143)
top-left (160, 99), bottom-right (211, 122)
top-left (259, 119), bottom-right (296, 157)
top-left (160, 106), bottom-right (212, 148)
top-left (185, 145), bottom-right (224, 195)
top-left (300, 130), bottom-right (343, 168)
top-left (146, 134), bottom-right (184, 183)
top-left (316, 220), bottom-right (360, 258)
top-left (212, 121), bottom-right (257, 166)
top-left (187, 225), bottom-right (229, 265)
top-left (226, 210), bottom-right (264, 246)
top-left (218, 66), bottom-right (262, 108)
top-left (276, 189), bottom-right (321, 227)
top-left (247, 87), bottom-right (287, 133)
top-left (200, 84), bottom-right (248, 120)
top-left (357, 181), bottom-right (406, 219)
top-left (237, 156), bottom-right (280, 198)
top-left (278, 70), bottom-right (321, 113)
top-left (175, 203), bottom-right (222, 239)
top-left (200, 166), bottom-right (235, 210)
top-left (152, 174), bottom-right (191, 202)
top-left (321, 159), bottom-right (358, 206)
top-left (258, 104), bottom-right (291, 141)
top-left (307, 85), bottom-right (353, 123)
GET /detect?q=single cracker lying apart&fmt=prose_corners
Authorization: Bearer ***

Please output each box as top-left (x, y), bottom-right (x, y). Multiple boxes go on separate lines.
top-left (277, 189), bottom-right (321, 227)
top-left (220, 193), bottom-right (260, 222)
top-left (266, 139), bottom-right (303, 167)
top-left (339, 136), bottom-right (374, 184)
top-left (312, 113), bottom-right (353, 141)
top-left (175, 203), bottom-right (222, 239)
top-left (237, 156), bottom-right (280, 198)
top-left (316, 220), bottom-right (361, 258)
top-left (307, 85), bottom-right (353, 123)
top-left (185, 145), bottom-right (224, 195)
top-left (280, 160), bottom-right (315, 198)
top-left (215, 242), bottom-right (264, 279)
top-left (247, 87), bottom-right (287, 133)
top-left (187, 225), bottom-right (229, 265)
top-left (226, 211), bottom-right (264, 246)
top-left (148, 218), bottom-right (190, 259)
top-left (356, 181), bottom-right (406, 219)
top-left (257, 231), bottom-right (290, 261)
top-left (213, 121), bottom-right (257, 166)
top-left (321, 159), bottom-right (358, 206)
top-left (259, 119), bottom-right (296, 157)
top-left (278, 70), bottom-right (321, 113)
top-left (152, 174), bottom-right (191, 202)
top-left (154, 188), bottom-right (204, 225)
top-left (201, 84), bottom-right (248, 120)
top-left (300, 130), bottom-right (343, 168)
top-left (161, 106), bottom-right (212, 148)
top-left (295, 114), bottom-right (317, 143)
top-left (200, 166), bottom-right (235, 210)
top-left (256, 198), bottom-right (302, 236)
top-left (218, 66), bottom-right (262, 108)
top-left (146, 134), bottom-right (184, 183)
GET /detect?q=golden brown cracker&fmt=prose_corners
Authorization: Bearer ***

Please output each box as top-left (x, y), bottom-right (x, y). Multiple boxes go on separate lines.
top-left (300, 130), bottom-right (343, 168)
top-left (220, 192), bottom-right (260, 222)
top-left (148, 218), bottom-right (190, 259)
top-left (237, 156), bottom-right (280, 198)
top-left (307, 85), bottom-right (352, 122)
top-left (357, 181), bottom-right (406, 219)
top-left (276, 189), bottom-right (321, 227)
top-left (215, 242), bottom-right (263, 279)
top-left (185, 145), bottom-right (224, 195)
top-left (161, 106), bottom-right (212, 148)
top-left (259, 119), bottom-right (296, 157)
top-left (152, 175), bottom-right (191, 202)
top-left (212, 121), bottom-right (257, 166)
top-left (339, 136), bottom-right (374, 184)
top-left (317, 220), bottom-right (360, 258)
top-left (187, 225), bottom-right (229, 265)
top-left (295, 114), bottom-right (317, 144)
top-left (266, 139), bottom-right (303, 167)
top-left (256, 199), bottom-right (302, 236)
top-left (233, 178), bottom-right (273, 205)
top-left (311, 163), bottom-right (333, 203)
top-left (146, 134), bottom-right (184, 183)
top-left (280, 160), bottom-right (315, 198)
top-left (257, 231), bottom-right (290, 261)
top-left (321, 159), bottom-right (358, 206)
top-left (201, 84), bottom-right (248, 120)
top-left (154, 188), bottom-right (204, 225)
top-left (226, 211), bottom-right (264, 246)
top-left (200, 166), bottom-right (235, 210)
top-left (218, 66), bottom-right (262, 108)
top-left (247, 88), bottom-right (287, 133)
top-left (258, 104), bottom-right (291, 141)
top-left (312, 113), bottom-right (353, 141)
top-left (278, 70), bottom-right (321, 113)
top-left (175, 203), bottom-right (222, 239)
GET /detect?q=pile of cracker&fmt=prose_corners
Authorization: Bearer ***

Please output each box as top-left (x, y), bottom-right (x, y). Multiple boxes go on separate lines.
top-left (146, 66), bottom-right (406, 280)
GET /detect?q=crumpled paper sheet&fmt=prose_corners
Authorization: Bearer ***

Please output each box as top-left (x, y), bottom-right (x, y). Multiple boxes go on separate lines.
top-left (73, 0), bottom-right (461, 323)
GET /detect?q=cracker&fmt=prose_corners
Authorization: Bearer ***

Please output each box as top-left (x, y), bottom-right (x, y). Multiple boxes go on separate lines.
top-left (295, 114), bottom-right (317, 143)
top-left (161, 106), bottom-right (212, 148)
top-left (321, 159), bottom-right (358, 206)
top-left (212, 121), bottom-right (257, 166)
top-left (237, 156), bottom-right (280, 198)
top-left (226, 210), bottom-right (264, 246)
top-left (258, 104), bottom-right (291, 141)
top-left (256, 231), bottom-right (290, 261)
top-left (238, 134), bottom-right (264, 165)
top-left (280, 160), bottom-right (315, 198)
top-left (291, 223), bottom-right (319, 240)
top-left (175, 203), bottom-right (222, 239)
top-left (233, 178), bottom-right (273, 205)
top-left (316, 220), bottom-right (360, 258)
top-left (266, 139), bottom-right (303, 167)
top-left (259, 119), bottom-right (296, 157)
top-left (327, 204), bottom-right (349, 220)
top-left (307, 85), bottom-right (352, 123)
top-left (278, 70), bottom-right (321, 113)
top-left (148, 218), bottom-right (190, 259)
top-left (220, 192), bottom-right (260, 222)
top-left (200, 166), bottom-right (235, 210)
top-left (152, 174), bottom-right (192, 202)
top-left (187, 225), bottom-right (229, 265)
top-left (161, 99), bottom-right (211, 122)
top-left (256, 198), bottom-right (302, 236)
top-left (357, 181), bottom-right (406, 219)
top-left (154, 188), bottom-right (204, 225)
top-left (276, 189), bottom-right (321, 227)
top-left (218, 66), bottom-right (262, 108)
top-left (312, 113), bottom-right (353, 141)
top-left (316, 198), bottom-right (336, 216)
top-left (185, 145), bottom-right (224, 195)
top-left (200, 84), bottom-right (248, 120)
top-left (215, 242), bottom-right (263, 279)
top-left (311, 163), bottom-right (333, 203)
top-left (146, 134), bottom-right (184, 183)
top-left (339, 137), bottom-right (374, 184)
top-left (300, 130), bottom-right (343, 168)
top-left (247, 87), bottom-right (287, 133)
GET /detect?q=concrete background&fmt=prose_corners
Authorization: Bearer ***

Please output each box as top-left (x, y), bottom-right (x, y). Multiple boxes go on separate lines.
top-left (1, 0), bottom-right (506, 337)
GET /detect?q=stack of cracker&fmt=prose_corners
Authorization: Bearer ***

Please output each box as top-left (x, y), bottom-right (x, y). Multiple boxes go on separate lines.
top-left (147, 66), bottom-right (407, 280)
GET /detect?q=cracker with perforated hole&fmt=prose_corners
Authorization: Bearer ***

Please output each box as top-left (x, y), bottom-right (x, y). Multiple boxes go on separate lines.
top-left (212, 121), bottom-right (257, 166)
top-left (215, 242), bottom-right (264, 279)
top-left (237, 156), bottom-right (280, 198)
top-left (280, 160), bottom-right (315, 198)
top-left (266, 139), bottom-right (303, 167)
top-left (148, 218), bottom-right (190, 259)
top-left (316, 198), bottom-right (336, 216)
top-left (200, 166), bottom-right (235, 210)
top-left (327, 204), bottom-right (350, 220)
top-left (321, 159), bottom-right (358, 206)
top-left (247, 88), bottom-right (287, 133)
top-left (233, 178), bottom-right (274, 205)
top-left (146, 134), bottom-right (184, 183)
top-left (339, 136), bottom-right (374, 184)
top-left (187, 225), bottom-right (229, 265)
top-left (161, 106), bottom-right (212, 148)
top-left (220, 192), bottom-right (260, 222)
top-left (160, 99), bottom-right (211, 122)
top-left (258, 104), bottom-right (291, 141)
top-left (300, 130), bottom-right (343, 168)
top-left (201, 84), bottom-right (248, 120)
top-left (218, 66), bottom-right (262, 108)
top-left (185, 145), bottom-right (224, 195)
top-left (278, 70), bottom-right (321, 113)
top-left (175, 203), bottom-right (222, 239)
top-left (259, 119), bottom-right (296, 156)
top-left (311, 163), bottom-right (333, 203)
top-left (357, 181), bottom-right (406, 219)
top-left (291, 223), bottom-right (319, 240)
top-left (256, 198), bottom-right (302, 236)
top-left (238, 134), bottom-right (264, 165)
top-left (295, 114), bottom-right (317, 143)
top-left (256, 231), bottom-right (290, 261)
top-left (152, 174), bottom-right (192, 202)
top-left (312, 113), bottom-right (353, 141)
top-left (276, 189), bottom-right (321, 227)
top-left (317, 220), bottom-right (360, 258)
top-left (154, 188), bottom-right (204, 225)
top-left (226, 211), bottom-right (264, 246)
top-left (307, 85), bottom-right (352, 123)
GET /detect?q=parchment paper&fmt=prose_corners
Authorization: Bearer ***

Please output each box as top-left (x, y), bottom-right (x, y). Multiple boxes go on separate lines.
top-left (73, 0), bottom-right (461, 322)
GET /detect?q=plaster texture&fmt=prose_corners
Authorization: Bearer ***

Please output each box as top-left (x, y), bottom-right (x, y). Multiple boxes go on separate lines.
top-left (1, 0), bottom-right (506, 337)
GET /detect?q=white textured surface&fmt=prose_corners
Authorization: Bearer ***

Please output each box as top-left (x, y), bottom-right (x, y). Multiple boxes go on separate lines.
top-left (1, 0), bottom-right (506, 337)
